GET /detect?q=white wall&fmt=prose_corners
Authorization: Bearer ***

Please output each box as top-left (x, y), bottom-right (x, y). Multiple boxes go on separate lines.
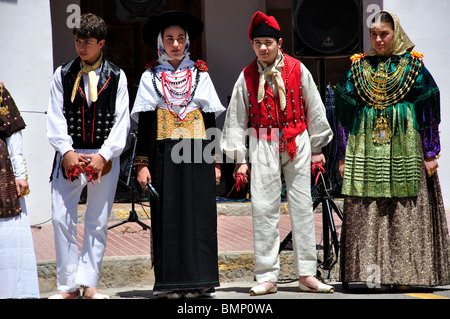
top-left (382, 0), bottom-right (450, 208)
top-left (0, 0), bottom-right (54, 225)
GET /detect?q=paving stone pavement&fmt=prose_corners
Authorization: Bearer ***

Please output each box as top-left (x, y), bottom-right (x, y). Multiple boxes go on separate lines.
top-left (33, 200), bottom-right (450, 302)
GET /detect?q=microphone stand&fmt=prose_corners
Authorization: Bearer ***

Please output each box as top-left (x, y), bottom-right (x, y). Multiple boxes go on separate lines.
top-left (109, 132), bottom-right (151, 231)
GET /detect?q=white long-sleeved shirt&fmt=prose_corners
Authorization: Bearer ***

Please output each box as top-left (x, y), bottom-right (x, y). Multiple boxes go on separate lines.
top-left (6, 131), bottom-right (26, 180)
top-left (221, 60), bottom-right (333, 163)
top-left (47, 62), bottom-right (130, 161)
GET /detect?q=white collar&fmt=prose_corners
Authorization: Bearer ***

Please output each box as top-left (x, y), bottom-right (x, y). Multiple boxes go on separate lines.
top-left (155, 57), bottom-right (195, 73)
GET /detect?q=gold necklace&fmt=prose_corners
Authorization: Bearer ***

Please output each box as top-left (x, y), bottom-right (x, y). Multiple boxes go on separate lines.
top-left (351, 55), bottom-right (422, 144)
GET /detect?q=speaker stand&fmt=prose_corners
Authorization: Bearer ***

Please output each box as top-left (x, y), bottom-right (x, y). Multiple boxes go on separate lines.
top-left (318, 57), bottom-right (327, 102)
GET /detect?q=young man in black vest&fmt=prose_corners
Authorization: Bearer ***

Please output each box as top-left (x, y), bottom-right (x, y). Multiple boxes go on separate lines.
top-left (47, 13), bottom-right (130, 299)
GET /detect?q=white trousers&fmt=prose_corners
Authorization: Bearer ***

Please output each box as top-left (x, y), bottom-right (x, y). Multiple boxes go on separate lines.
top-left (250, 131), bottom-right (317, 283)
top-left (51, 151), bottom-right (120, 292)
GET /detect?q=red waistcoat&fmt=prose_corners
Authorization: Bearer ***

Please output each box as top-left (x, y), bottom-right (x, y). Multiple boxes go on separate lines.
top-left (243, 54), bottom-right (306, 160)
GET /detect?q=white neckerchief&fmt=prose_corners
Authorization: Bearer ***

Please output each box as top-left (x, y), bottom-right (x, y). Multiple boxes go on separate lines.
top-left (257, 50), bottom-right (286, 110)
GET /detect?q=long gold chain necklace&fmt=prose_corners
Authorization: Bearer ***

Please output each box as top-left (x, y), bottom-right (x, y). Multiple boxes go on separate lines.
top-left (351, 55), bottom-right (422, 144)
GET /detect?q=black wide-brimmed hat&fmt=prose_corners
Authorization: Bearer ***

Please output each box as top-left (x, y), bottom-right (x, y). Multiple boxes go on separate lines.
top-left (142, 11), bottom-right (204, 48)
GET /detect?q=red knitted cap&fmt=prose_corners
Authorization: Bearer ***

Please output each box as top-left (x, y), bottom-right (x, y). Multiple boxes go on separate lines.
top-left (248, 11), bottom-right (281, 40)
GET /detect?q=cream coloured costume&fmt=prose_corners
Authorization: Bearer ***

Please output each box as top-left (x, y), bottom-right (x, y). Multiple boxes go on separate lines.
top-left (221, 50), bottom-right (333, 284)
top-left (0, 132), bottom-right (40, 299)
top-left (0, 82), bottom-right (39, 299)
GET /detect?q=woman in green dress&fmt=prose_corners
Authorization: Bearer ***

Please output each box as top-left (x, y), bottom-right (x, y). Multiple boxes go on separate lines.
top-left (335, 11), bottom-right (450, 289)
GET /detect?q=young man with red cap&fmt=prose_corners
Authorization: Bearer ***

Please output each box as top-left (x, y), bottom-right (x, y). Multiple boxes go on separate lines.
top-left (221, 11), bottom-right (334, 295)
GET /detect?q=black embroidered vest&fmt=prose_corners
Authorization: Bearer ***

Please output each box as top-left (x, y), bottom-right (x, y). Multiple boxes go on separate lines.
top-left (61, 57), bottom-right (121, 149)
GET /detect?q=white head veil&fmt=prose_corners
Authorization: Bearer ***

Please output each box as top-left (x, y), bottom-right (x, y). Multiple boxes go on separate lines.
top-left (156, 30), bottom-right (191, 64)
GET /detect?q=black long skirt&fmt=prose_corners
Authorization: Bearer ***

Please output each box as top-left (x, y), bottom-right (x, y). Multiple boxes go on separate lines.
top-left (149, 138), bottom-right (220, 293)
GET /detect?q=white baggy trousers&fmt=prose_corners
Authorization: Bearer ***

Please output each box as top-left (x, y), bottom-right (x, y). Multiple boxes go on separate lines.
top-left (51, 150), bottom-right (120, 292)
top-left (250, 130), bottom-right (317, 284)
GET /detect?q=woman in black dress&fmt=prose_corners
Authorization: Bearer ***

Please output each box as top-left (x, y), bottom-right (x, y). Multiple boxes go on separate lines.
top-left (131, 11), bottom-right (225, 298)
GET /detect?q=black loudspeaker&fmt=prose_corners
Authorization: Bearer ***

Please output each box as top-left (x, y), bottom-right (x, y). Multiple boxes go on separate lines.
top-left (293, 0), bottom-right (362, 57)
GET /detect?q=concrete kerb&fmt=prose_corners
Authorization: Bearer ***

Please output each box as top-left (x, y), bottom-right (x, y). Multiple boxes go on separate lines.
top-left (37, 200), bottom-right (342, 294)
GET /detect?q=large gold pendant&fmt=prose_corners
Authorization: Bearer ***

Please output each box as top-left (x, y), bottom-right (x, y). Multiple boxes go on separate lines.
top-left (372, 116), bottom-right (392, 145)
